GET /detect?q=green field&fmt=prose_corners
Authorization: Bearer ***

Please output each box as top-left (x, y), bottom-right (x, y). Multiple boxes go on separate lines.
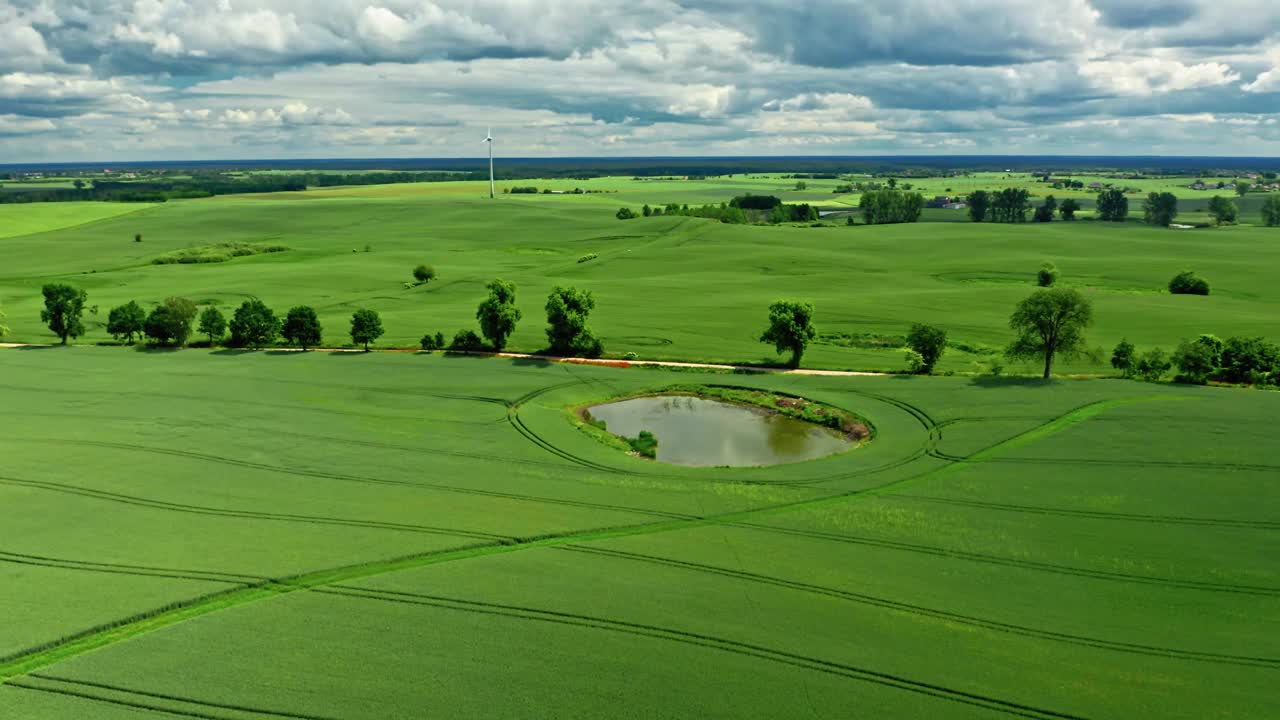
top-left (0, 347), bottom-right (1276, 718)
top-left (2, 178), bottom-right (1278, 376)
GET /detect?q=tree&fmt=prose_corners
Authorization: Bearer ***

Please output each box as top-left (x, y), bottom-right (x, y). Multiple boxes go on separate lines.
top-left (906, 323), bottom-right (947, 374)
top-left (967, 190), bottom-right (991, 222)
top-left (143, 297), bottom-right (198, 346)
top-left (476, 278), bottom-right (522, 351)
top-left (1111, 338), bottom-right (1136, 378)
top-left (448, 329), bottom-right (485, 351)
top-left (544, 286), bottom-right (602, 357)
top-left (282, 306), bottom-right (322, 350)
top-left (1171, 337), bottom-right (1221, 384)
top-left (988, 188), bottom-right (1030, 223)
top-left (1037, 262), bottom-right (1059, 287)
top-left (40, 283), bottom-right (88, 344)
top-left (106, 301), bottom-right (146, 344)
top-left (1005, 288), bottom-right (1094, 379)
top-left (1136, 349), bottom-right (1172, 382)
top-left (1059, 198), bottom-right (1080, 220)
top-left (1033, 195), bottom-right (1057, 223)
top-left (350, 309), bottom-right (383, 351)
top-left (795, 180), bottom-right (807, 190)
top-left (1168, 271), bottom-right (1209, 295)
top-left (1142, 192), bottom-right (1178, 227)
top-left (859, 189), bottom-right (924, 224)
top-left (616, 207), bottom-right (637, 220)
top-left (198, 307), bottom-right (226, 345)
top-left (73, 179), bottom-right (85, 190)
top-left (420, 331), bottom-right (446, 351)
top-left (229, 299), bottom-right (280, 349)
top-left (412, 264), bottom-right (436, 283)
top-left (1096, 189), bottom-right (1129, 221)
top-left (1262, 195), bottom-right (1280, 227)
top-left (760, 300), bottom-right (817, 368)
top-left (1208, 196), bottom-right (1238, 225)
top-left (1235, 181), bottom-right (1251, 197)
top-left (642, 204), bottom-right (652, 217)
top-left (1219, 336), bottom-right (1280, 384)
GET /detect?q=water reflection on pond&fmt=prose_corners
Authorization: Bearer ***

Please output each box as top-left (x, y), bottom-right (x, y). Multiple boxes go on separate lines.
top-left (586, 395), bottom-right (853, 467)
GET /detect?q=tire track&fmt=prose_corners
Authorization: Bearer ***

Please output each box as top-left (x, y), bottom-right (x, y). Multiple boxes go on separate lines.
top-left (13, 674), bottom-right (340, 720)
top-left (0, 474), bottom-right (512, 542)
top-left (0, 550), bottom-right (265, 585)
top-left (7, 439), bottom-right (695, 521)
top-left (899, 494), bottom-right (1280, 530)
top-left (556, 545), bottom-right (1279, 667)
top-left (316, 585), bottom-right (1088, 720)
top-left (727, 523), bottom-right (1280, 596)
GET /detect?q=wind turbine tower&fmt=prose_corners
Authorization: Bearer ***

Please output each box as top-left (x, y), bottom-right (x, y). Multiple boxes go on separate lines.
top-left (484, 127), bottom-right (494, 198)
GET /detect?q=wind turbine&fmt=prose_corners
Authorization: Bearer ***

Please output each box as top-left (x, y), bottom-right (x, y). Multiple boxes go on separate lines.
top-left (484, 127), bottom-right (494, 198)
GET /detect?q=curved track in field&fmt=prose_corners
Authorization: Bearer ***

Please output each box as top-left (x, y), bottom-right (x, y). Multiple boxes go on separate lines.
top-left (0, 391), bottom-right (1198, 720)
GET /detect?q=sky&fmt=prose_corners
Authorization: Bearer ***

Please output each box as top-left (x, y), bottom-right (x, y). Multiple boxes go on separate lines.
top-left (1, 0), bottom-right (1279, 162)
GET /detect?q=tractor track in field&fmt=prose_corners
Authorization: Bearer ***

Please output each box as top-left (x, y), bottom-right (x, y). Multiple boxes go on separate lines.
top-left (725, 524), bottom-right (1280, 597)
top-left (554, 545), bottom-right (1280, 667)
top-left (0, 474), bottom-right (513, 542)
top-left (12, 673), bottom-right (341, 720)
top-left (8, 437), bottom-right (697, 521)
top-left (0, 550), bottom-right (267, 586)
top-left (315, 585), bottom-right (1089, 720)
top-left (897, 495), bottom-right (1280, 530)
top-left (0, 393), bottom-right (1244, 718)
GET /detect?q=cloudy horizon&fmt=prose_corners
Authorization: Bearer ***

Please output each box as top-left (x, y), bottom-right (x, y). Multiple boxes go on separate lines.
top-left (2, 0), bottom-right (1279, 163)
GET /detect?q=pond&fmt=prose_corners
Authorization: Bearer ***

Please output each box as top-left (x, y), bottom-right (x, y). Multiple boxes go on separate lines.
top-left (586, 395), bottom-right (854, 467)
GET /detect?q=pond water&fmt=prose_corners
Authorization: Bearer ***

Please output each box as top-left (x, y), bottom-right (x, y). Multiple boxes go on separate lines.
top-left (586, 395), bottom-right (853, 467)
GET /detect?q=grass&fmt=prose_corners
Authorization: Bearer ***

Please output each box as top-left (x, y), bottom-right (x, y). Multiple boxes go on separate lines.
top-left (0, 202), bottom-right (157, 239)
top-left (0, 347), bottom-right (1276, 718)
top-left (0, 177), bottom-right (1277, 377)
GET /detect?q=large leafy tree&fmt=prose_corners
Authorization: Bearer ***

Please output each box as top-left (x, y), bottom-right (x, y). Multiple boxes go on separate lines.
top-left (1142, 192), bottom-right (1178, 227)
top-left (282, 306), bottom-right (323, 350)
top-left (1262, 195), bottom-right (1280, 227)
top-left (1096, 189), bottom-right (1129, 222)
top-left (40, 283), bottom-right (88, 344)
top-left (229, 299), bottom-right (280, 349)
top-left (107, 301), bottom-right (146, 344)
top-left (143, 297), bottom-right (198, 346)
top-left (476, 278), bottom-right (522, 352)
top-left (350, 308), bottom-right (384, 351)
top-left (1005, 288), bottom-right (1094, 379)
top-left (906, 323), bottom-right (947, 374)
top-left (1207, 196), bottom-right (1238, 225)
top-left (1058, 198), bottom-right (1080, 220)
top-left (760, 300), bottom-right (817, 368)
top-left (545, 286), bottom-right (602, 357)
top-left (967, 190), bottom-right (990, 222)
top-left (198, 307), bottom-right (227, 345)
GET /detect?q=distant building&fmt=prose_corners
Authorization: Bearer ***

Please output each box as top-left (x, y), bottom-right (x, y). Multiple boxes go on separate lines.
top-left (1089, 182), bottom-right (1103, 189)
top-left (926, 195), bottom-right (953, 208)
top-left (943, 202), bottom-right (968, 210)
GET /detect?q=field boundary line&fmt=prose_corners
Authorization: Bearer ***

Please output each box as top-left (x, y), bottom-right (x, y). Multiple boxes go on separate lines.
top-left (0, 395), bottom-right (1158, 685)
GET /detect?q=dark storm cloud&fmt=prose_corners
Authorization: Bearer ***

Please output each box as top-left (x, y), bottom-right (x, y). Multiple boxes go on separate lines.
top-left (1088, 0), bottom-right (1198, 28)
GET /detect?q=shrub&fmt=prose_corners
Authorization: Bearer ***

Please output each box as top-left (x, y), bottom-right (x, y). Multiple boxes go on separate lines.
top-left (413, 264), bottom-right (436, 283)
top-left (628, 430), bottom-right (658, 458)
top-left (420, 332), bottom-right (446, 351)
top-left (449, 329), bottom-right (485, 351)
top-left (577, 253), bottom-right (598, 263)
top-left (1136, 348), bottom-right (1172, 382)
top-left (616, 207), bottom-right (637, 220)
top-left (1037, 262), bottom-right (1058, 287)
top-left (904, 349), bottom-right (925, 374)
top-left (1168, 271), bottom-right (1209, 295)
top-left (905, 323), bottom-right (947, 374)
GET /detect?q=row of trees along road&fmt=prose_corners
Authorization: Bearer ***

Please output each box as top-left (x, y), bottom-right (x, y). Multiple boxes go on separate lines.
top-left (970, 187), bottom-right (1280, 226)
